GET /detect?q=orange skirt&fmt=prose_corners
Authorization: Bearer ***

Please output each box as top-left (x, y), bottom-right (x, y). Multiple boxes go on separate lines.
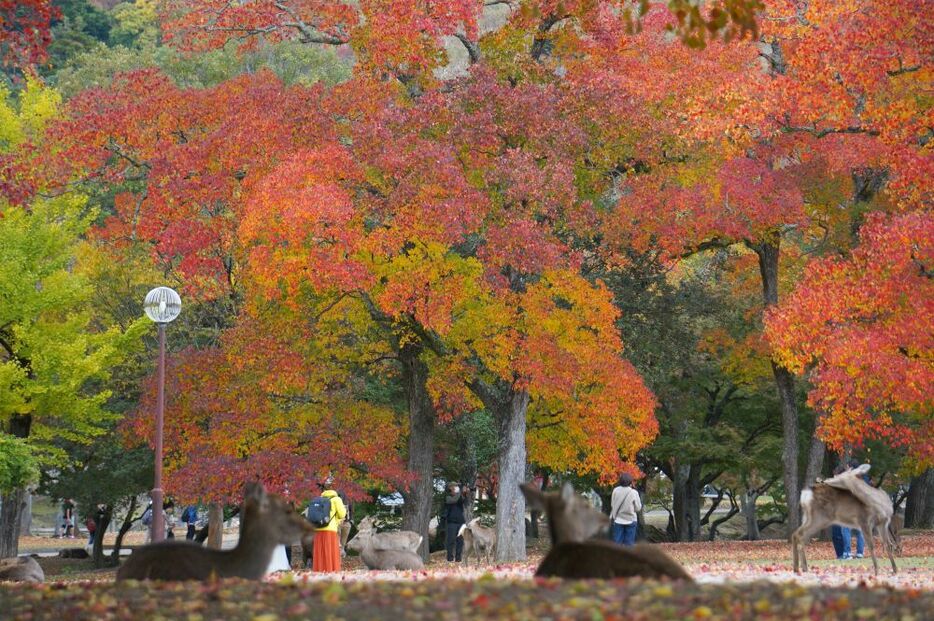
top-left (312, 529), bottom-right (341, 572)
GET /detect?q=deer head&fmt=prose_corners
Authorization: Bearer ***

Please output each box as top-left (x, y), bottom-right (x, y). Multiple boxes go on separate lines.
top-left (520, 481), bottom-right (609, 545)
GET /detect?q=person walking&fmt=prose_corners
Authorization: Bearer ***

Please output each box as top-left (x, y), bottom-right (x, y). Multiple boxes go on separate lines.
top-left (182, 505), bottom-right (199, 540)
top-left (442, 482), bottom-right (469, 563)
top-left (610, 473), bottom-right (642, 546)
top-left (311, 478), bottom-right (347, 573)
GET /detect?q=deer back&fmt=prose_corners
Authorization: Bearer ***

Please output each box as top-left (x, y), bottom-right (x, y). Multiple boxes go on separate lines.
top-left (360, 546), bottom-right (425, 571)
top-left (0, 557), bottom-right (44, 583)
top-left (804, 485), bottom-right (886, 530)
top-left (536, 541), bottom-right (692, 581)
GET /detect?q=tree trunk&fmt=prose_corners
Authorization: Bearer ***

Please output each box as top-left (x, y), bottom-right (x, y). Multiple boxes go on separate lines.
top-left (755, 239), bottom-right (803, 534)
top-left (687, 467), bottom-right (702, 541)
top-left (462, 435), bottom-right (478, 524)
top-left (92, 507), bottom-right (113, 568)
top-left (1, 414), bottom-right (31, 558)
top-left (803, 436), bottom-right (825, 489)
top-left (905, 468), bottom-right (934, 529)
top-left (111, 496), bottom-right (139, 565)
top-left (495, 388), bottom-right (529, 562)
top-left (743, 490), bottom-right (761, 541)
top-left (20, 492), bottom-right (31, 536)
top-left (672, 464), bottom-right (689, 542)
top-left (0, 488), bottom-right (26, 558)
top-left (399, 344), bottom-right (436, 562)
top-left (708, 493), bottom-right (739, 541)
top-left (207, 503), bottom-right (224, 549)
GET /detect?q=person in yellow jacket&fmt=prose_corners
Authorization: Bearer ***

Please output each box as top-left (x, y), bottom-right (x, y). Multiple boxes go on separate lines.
top-left (312, 480), bottom-right (347, 572)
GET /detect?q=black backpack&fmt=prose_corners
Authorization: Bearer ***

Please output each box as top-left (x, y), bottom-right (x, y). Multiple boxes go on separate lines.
top-left (306, 496), bottom-right (332, 528)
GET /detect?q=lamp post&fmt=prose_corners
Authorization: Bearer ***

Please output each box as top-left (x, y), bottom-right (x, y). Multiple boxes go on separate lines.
top-left (143, 287), bottom-right (181, 543)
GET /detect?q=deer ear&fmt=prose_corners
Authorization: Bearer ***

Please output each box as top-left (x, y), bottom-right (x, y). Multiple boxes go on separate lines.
top-left (244, 482), bottom-right (267, 503)
top-left (520, 482), bottom-right (545, 511)
top-left (560, 482), bottom-right (575, 503)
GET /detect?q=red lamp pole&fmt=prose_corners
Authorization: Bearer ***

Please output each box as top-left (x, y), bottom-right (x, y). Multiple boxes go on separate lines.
top-left (151, 323), bottom-right (167, 543)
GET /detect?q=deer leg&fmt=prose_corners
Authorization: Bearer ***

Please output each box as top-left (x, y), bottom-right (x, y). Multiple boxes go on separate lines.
top-left (860, 517), bottom-right (879, 576)
top-left (880, 518), bottom-right (898, 574)
top-left (793, 523), bottom-right (822, 573)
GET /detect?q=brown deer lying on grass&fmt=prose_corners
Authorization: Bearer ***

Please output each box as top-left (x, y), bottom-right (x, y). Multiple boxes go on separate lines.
top-left (792, 464), bottom-right (899, 576)
top-left (345, 516), bottom-right (424, 570)
top-left (459, 518), bottom-right (496, 566)
top-left (0, 556), bottom-right (44, 583)
top-left (117, 483), bottom-right (314, 581)
top-left (520, 482), bottom-right (692, 581)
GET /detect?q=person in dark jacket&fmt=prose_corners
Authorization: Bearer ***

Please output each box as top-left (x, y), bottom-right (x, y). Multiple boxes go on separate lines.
top-left (442, 482), bottom-right (470, 562)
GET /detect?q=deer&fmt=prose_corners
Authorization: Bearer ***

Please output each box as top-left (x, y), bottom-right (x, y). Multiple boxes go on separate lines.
top-left (345, 515), bottom-right (424, 570)
top-left (459, 517), bottom-right (496, 566)
top-left (520, 482), bottom-right (692, 581)
top-left (116, 482), bottom-right (315, 581)
top-left (792, 464), bottom-right (899, 576)
top-left (0, 556), bottom-right (44, 583)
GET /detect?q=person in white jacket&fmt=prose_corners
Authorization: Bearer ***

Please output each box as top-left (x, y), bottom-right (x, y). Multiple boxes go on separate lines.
top-left (609, 473), bottom-right (642, 546)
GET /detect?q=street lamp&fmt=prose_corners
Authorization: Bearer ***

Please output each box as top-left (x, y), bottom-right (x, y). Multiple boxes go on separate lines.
top-left (143, 287), bottom-right (181, 543)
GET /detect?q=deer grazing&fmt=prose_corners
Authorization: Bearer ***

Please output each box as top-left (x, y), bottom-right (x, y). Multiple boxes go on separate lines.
top-left (520, 482), bottom-right (692, 581)
top-left (792, 464), bottom-right (899, 576)
top-left (345, 515), bottom-right (424, 570)
top-left (117, 482), bottom-right (314, 581)
top-left (0, 556), bottom-right (44, 583)
top-left (459, 518), bottom-right (496, 566)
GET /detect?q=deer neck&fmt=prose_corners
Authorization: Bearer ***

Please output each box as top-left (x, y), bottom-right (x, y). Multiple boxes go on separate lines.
top-left (226, 513), bottom-right (279, 576)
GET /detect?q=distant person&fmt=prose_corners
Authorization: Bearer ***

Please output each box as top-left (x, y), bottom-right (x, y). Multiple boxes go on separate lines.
top-left (165, 503), bottom-right (177, 540)
top-left (610, 473), bottom-right (642, 546)
top-left (181, 505), bottom-right (199, 540)
top-left (442, 482), bottom-right (469, 563)
top-left (85, 515), bottom-right (96, 546)
top-left (62, 499), bottom-right (76, 539)
top-left (310, 477), bottom-right (347, 572)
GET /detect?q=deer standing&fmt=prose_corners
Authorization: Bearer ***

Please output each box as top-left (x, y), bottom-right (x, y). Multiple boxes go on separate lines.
top-left (792, 464), bottom-right (899, 576)
top-left (459, 518), bottom-right (496, 566)
top-left (117, 483), bottom-right (314, 581)
top-left (520, 482), bottom-right (692, 581)
top-left (345, 515), bottom-right (424, 570)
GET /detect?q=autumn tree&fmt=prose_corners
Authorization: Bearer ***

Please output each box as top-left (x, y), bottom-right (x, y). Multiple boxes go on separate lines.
top-left (766, 211), bottom-right (932, 472)
top-left (0, 0), bottom-right (59, 70)
top-left (594, 1), bottom-right (930, 530)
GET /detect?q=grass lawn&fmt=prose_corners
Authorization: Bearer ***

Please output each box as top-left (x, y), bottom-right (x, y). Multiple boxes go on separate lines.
top-left (4, 533), bottom-right (931, 619)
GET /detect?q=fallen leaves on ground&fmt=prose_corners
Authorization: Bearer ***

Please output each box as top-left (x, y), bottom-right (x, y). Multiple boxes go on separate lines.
top-left (2, 575), bottom-right (932, 621)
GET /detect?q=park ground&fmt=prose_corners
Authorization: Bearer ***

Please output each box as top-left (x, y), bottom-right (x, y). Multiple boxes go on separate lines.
top-left (3, 532), bottom-right (932, 619)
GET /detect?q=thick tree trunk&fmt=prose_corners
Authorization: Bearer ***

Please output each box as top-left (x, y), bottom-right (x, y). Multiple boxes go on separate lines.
top-left (0, 488), bottom-right (26, 558)
top-left (743, 490), bottom-right (761, 541)
top-left (92, 507), bottom-right (113, 568)
top-left (687, 467), bottom-right (702, 541)
top-left (755, 239), bottom-right (803, 533)
top-left (672, 464), bottom-right (689, 542)
top-left (905, 468), bottom-right (934, 529)
top-left (495, 389), bottom-right (529, 562)
top-left (803, 437), bottom-right (825, 489)
top-left (399, 345), bottom-right (436, 562)
top-left (207, 503), bottom-right (225, 549)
